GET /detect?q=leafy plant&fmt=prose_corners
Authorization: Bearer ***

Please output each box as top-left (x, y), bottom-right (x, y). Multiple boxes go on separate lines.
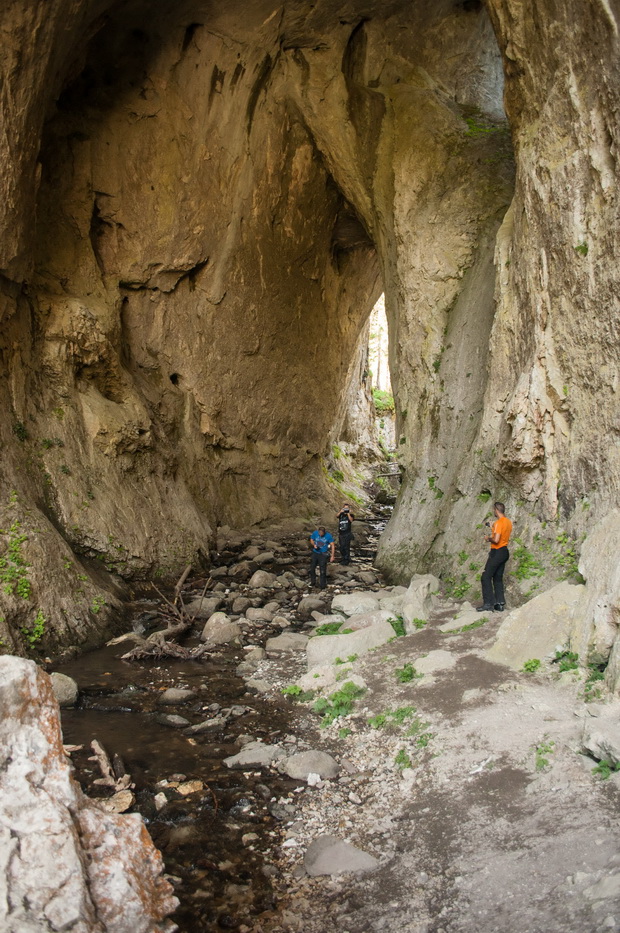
top-left (592, 759), bottom-right (620, 780)
top-left (22, 610), bottom-right (46, 647)
top-left (513, 539), bottom-right (545, 581)
top-left (458, 617), bottom-right (488, 632)
top-left (584, 662), bottom-right (606, 701)
top-left (395, 749), bottom-right (412, 770)
top-left (535, 739), bottom-right (555, 770)
top-left (338, 727), bottom-right (352, 738)
top-left (477, 491), bottom-right (491, 503)
top-left (443, 573), bottom-right (471, 599)
top-left (314, 621), bottom-right (343, 636)
top-left (313, 681), bottom-right (365, 726)
top-left (395, 662), bottom-right (422, 683)
top-left (90, 596), bottom-right (106, 614)
top-left (553, 648), bottom-right (579, 672)
top-left (391, 706), bottom-right (416, 725)
top-left (458, 550), bottom-right (469, 564)
top-left (406, 717), bottom-right (430, 737)
top-left (282, 684), bottom-right (303, 696)
top-left (416, 732), bottom-right (434, 748)
top-left (388, 616), bottom-right (406, 637)
top-left (574, 242), bottom-right (589, 257)
top-left (0, 521), bottom-right (31, 599)
top-left (13, 421), bottom-right (28, 441)
top-left (522, 658), bottom-right (541, 673)
top-left (410, 617), bottom-right (426, 630)
top-left (372, 389), bottom-right (395, 414)
top-left (368, 713), bottom-right (388, 729)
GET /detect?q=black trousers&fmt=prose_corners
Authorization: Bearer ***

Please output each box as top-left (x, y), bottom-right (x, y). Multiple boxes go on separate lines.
top-left (339, 532), bottom-right (352, 564)
top-left (481, 546), bottom-right (509, 606)
top-left (310, 551), bottom-right (329, 588)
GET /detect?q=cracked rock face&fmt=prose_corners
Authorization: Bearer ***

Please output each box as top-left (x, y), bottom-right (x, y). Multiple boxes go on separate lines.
top-left (0, 0), bottom-right (618, 680)
top-left (0, 656), bottom-right (178, 933)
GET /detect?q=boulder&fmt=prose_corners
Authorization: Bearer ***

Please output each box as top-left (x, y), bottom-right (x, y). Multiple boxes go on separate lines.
top-left (157, 688), bottom-right (196, 705)
top-left (248, 570), bottom-right (277, 588)
top-left (440, 607), bottom-right (484, 632)
top-left (224, 741), bottom-right (285, 769)
top-left (242, 545), bottom-right (261, 559)
top-left (254, 551), bottom-right (275, 565)
top-left (201, 612), bottom-right (242, 645)
top-left (266, 633), bottom-right (309, 653)
top-left (272, 614), bottom-right (291, 627)
top-left (229, 560), bottom-right (255, 578)
top-left (49, 672), bottom-right (79, 708)
top-left (303, 835), bottom-right (379, 876)
top-left (345, 609), bottom-right (395, 631)
top-left (281, 750), bottom-right (340, 780)
top-left (246, 607), bottom-right (273, 622)
top-left (356, 571), bottom-right (377, 585)
top-left (155, 713), bottom-right (191, 728)
top-left (331, 592), bottom-right (380, 617)
top-left (401, 574), bottom-right (441, 629)
top-left (297, 595), bottom-right (327, 615)
top-left (0, 657), bottom-right (178, 931)
top-left (232, 596), bottom-right (253, 613)
top-left (582, 706), bottom-right (620, 766)
top-left (486, 581), bottom-right (584, 670)
top-left (378, 594), bottom-right (405, 615)
top-left (297, 664), bottom-right (338, 691)
top-left (307, 612), bottom-right (346, 628)
top-left (306, 621), bottom-right (395, 669)
top-left (185, 596), bottom-right (223, 619)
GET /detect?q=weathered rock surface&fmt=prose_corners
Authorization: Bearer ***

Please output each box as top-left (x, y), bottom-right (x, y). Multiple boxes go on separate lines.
top-left (157, 687), bottom-right (196, 705)
top-left (486, 582), bottom-right (584, 670)
top-left (224, 742), bottom-right (285, 770)
top-left (265, 633), bottom-right (309, 653)
top-left (582, 709), bottom-right (620, 767)
top-left (331, 593), bottom-right (380, 617)
top-left (200, 613), bottom-right (241, 646)
top-left (303, 835), bottom-right (379, 877)
top-left (280, 751), bottom-right (340, 781)
top-left (306, 621), bottom-right (395, 669)
top-left (185, 596), bottom-right (223, 619)
top-left (402, 575), bottom-right (441, 630)
top-left (0, 656), bottom-right (177, 933)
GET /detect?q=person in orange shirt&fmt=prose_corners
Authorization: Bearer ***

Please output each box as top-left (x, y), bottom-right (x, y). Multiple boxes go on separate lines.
top-left (477, 501), bottom-right (512, 612)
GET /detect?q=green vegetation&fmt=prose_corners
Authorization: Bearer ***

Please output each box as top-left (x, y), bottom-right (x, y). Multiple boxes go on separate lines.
top-left (313, 681), bottom-right (366, 726)
top-left (513, 539), bottom-right (545, 581)
top-left (332, 444), bottom-right (342, 459)
top-left (60, 464), bottom-right (71, 475)
top-left (443, 573), bottom-right (471, 599)
top-left (372, 388), bottom-right (395, 414)
top-left (464, 115), bottom-right (503, 138)
top-left (0, 521), bottom-right (32, 599)
top-left (415, 731), bottom-right (434, 748)
top-left (535, 739), bottom-right (555, 771)
top-left (314, 621), bottom-right (343, 636)
top-left (368, 706), bottom-right (416, 731)
top-left (553, 648), bottom-right (579, 672)
top-left (574, 242), bottom-right (589, 257)
top-left (522, 658), bottom-right (542, 673)
top-left (388, 616), bottom-right (406, 637)
top-left (477, 491), bottom-right (492, 503)
top-left (334, 654), bottom-right (358, 665)
top-left (458, 617), bottom-right (488, 632)
top-left (391, 705), bottom-right (416, 725)
top-left (411, 617), bottom-right (426, 630)
top-left (368, 713), bottom-right (388, 729)
top-left (406, 716), bottom-right (431, 738)
top-left (338, 727), bottom-right (352, 738)
top-left (395, 748), bottom-right (413, 770)
top-left (457, 550), bottom-right (469, 564)
top-left (13, 421), bottom-right (28, 441)
top-left (90, 596), bottom-right (106, 614)
top-left (282, 684), bottom-right (315, 702)
top-left (584, 661), bottom-right (606, 701)
top-left (553, 532), bottom-right (583, 581)
top-left (395, 662), bottom-right (422, 683)
top-left (22, 610), bottom-right (46, 647)
top-left (592, 760), bottom-right (620, 780)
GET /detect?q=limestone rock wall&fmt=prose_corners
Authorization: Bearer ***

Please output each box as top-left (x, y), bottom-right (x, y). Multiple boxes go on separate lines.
top-left (0, 655), bottom-right (178, 932)
top-left (0, 0), bottom-right (619, 672)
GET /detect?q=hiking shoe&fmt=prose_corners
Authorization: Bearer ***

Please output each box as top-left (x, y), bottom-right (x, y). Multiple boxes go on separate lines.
top-left (494, 603), bottom-right (505, 611)
top-left (476, 604), bottom-right (493, 612)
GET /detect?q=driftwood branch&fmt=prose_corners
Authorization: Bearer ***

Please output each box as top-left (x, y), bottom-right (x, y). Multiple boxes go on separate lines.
top-left (89, 739), bottom-right (134, 790)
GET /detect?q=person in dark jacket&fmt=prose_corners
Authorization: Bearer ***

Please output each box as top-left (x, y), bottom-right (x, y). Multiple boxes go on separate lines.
top-left (337, 503), bottom-right (354, 565)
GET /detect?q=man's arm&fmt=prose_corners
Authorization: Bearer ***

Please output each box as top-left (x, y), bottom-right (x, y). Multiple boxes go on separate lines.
top-left (329, 541), bottom-right (335, 562)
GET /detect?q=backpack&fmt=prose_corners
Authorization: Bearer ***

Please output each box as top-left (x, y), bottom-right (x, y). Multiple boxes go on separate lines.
top-left (339, 513), bottom-right (351, 534)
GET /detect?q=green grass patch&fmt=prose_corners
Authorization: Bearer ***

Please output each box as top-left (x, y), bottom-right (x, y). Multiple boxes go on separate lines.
top-left (313, 681), bottom-right (366, 726)
top-left (553, 648), bottom-right (579, 672)
top-left (388, 616), bottom-right (406, 637)
top-left (395, 749), bottom-right (412, 770)
top-left (314, 621), bottom-right (343, 636)
top-left (395, 663), bottom-right (422, 683)
top-left (592, 759), bottom-right (620, 780)
top-left (522, 658), bottom-right (541, 673)
top-left (535, 739), bottom-right (555, 771)
top-left (513, 539), bottom-right (545, 581)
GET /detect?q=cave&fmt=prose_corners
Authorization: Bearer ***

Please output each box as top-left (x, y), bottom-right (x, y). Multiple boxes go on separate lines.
top-left (0, 0), bottom-right (619, 674)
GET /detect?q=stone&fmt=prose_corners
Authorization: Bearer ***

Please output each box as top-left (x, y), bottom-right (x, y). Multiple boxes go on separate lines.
top-left (242, 545), bottom-right (261, 559)
top-left (246, 607), bottom-right (273, 622)
top-left (486, 582), bottom-right (585, 670)
top-left (254, 551), bottom-right (275, 565)
top-left (401, 574), bottom-right (441, 629)
top-left (273, 614), bottom-right (291, 627)
top-left (265, 633), bottom-right (309, 652)
top-left (345, 609), bottom-right (395, 631)
top-left (297, 664), bottom-right (338, 692)
top-left (281, 751), bottom-right (340, 780)
top-left (0, 656), bottom-right (178, 932)
top-left (307, 612), bottom-right (346, 628)
top-left (157, 687), bottom-right (196, 705)
top-left (306, 621), bottom-right (396, 669)
top-left (440, 608), bottom-right (484, 632)
top-left (356, 571), bottom-right (377, 585)
top-left (184, 717), bottom-right (226, 734)
top-left (303, 835), bottom-right (379, 877)
top-left (156, 713), bottom-right (191, 728)
top-left (378, 594), bottom-right (405, 616)
top-left (582, 710), bottom-right (620, 766)
top-left (97, 790), bottom-right (135, 813)
top-left (209, 566), bottom-right (229, 579)
top-left (201, 613), bottom-right (242, 645)
top-left (49, 672), bottom-right (79, 708)
top-left (331, 592), bottom-right (380, 617)
top-left (245, 678), bottom-right (271, 694)
top-left (297, 595), bottom-right (327, 615)
top-left (248, 570), bottom-right (277, 588)
top-left (185, 596), bottom-right (223, 618)
top-left (224, 742), bottom-right (285, 769)
top-left (232, 596), bottom-right (253, 614)
top-left (229, 561), bottom-right (255, 579)
top-left (176, 780), bottom-right (204, 796)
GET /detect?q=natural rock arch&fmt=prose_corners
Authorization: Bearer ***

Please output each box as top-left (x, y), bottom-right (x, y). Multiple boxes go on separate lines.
top-left (0, 0), bottom-right (618, 676)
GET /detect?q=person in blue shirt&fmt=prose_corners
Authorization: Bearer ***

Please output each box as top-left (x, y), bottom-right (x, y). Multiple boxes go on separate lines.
top-left (309, 525), bottom-right (335, 589)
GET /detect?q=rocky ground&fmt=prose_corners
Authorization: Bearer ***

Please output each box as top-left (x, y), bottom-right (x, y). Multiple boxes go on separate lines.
top-left (54, 518), bottom-right (620, 933)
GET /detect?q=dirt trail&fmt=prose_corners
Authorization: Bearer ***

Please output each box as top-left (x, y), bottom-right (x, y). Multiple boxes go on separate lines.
top-left (253, 604), bottom-right (620, 933)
